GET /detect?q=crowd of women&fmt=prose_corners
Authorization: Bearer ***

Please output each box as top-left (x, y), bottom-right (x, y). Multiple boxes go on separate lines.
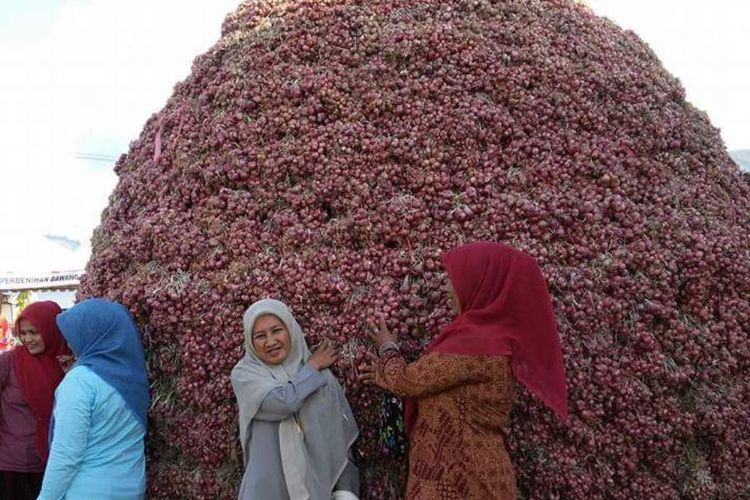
top-left (0, 241), bottom-right (568, 500)
top-left (0, 299), bottom-right (149, 500)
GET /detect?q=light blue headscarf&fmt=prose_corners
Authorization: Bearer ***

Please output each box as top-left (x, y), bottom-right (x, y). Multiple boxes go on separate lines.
top-left (56, 298), bottom-right (149, 428)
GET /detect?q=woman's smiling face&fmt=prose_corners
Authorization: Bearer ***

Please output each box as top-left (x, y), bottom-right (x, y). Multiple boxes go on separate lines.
top-left (18, 319), bottom-right (46, 355)
top-left (251, 314), bottom-right (292, 365)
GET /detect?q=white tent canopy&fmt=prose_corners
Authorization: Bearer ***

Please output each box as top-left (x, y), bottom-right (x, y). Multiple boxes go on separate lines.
top-left (0, 232), bottom-right (86, 317)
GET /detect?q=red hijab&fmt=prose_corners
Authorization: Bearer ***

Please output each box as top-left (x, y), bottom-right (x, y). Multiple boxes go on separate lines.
top-left (404, 242), bottom-right (568, 435)
top-left (13, 301), bottom-right (71, 463)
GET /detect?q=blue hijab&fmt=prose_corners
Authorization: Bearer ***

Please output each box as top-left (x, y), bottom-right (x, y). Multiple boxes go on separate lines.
top-left (56, 298), bottom-right (149, 428)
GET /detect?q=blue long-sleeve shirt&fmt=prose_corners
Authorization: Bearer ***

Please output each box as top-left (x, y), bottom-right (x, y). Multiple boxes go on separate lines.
top-left (38, 365), bottom-right (146, 500)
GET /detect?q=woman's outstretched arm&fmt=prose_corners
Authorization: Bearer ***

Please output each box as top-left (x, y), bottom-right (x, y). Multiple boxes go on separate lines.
top-left (375, 350), bottom-right (498, 398)
top-left (253, 364), bottom-right (327, 421)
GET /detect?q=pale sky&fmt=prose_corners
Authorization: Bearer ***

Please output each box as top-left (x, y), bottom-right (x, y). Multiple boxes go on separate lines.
top-left (0, 0), bottom-right (748, 275)
top-left (587, 0), bottom-right (750, 150)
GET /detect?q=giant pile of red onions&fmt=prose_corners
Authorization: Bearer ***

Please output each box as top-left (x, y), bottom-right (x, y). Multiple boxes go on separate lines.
top-left (79, 0), bottom-right (750, 498)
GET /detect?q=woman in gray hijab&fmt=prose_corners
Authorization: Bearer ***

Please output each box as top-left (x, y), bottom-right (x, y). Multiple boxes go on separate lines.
top-left (231, 299), bottom-right (359, 500)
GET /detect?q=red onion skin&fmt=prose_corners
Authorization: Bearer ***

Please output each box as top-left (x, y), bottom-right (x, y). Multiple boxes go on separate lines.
top-left (84, 1), bottom-right (750, 498)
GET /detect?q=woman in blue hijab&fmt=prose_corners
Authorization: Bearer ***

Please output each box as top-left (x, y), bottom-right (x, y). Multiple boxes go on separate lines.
top-left (37, 298), bottom-right (149, 500)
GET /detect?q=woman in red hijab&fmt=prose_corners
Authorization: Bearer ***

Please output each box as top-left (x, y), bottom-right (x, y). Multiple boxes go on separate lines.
top-left (0, 301), bottom-right (71, 500)
top-left (360, 242), bottom-right (568, 499)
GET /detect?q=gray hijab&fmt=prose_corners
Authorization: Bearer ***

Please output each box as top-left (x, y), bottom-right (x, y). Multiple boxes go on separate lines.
top-left (230, 299), bottom-right (359, 500)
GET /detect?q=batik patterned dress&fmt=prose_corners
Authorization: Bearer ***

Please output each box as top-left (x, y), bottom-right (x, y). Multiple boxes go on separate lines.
top-left (376, 350), bottom-right (516, 500)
